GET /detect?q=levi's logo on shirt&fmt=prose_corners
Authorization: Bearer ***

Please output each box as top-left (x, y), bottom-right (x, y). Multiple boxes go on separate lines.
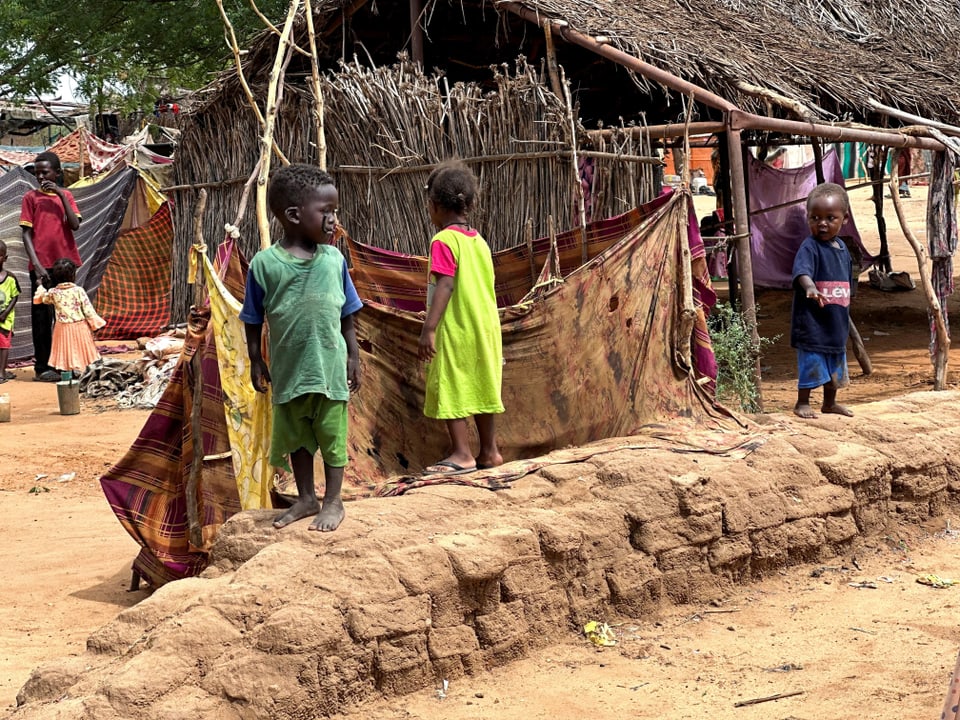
top-left (815, 281), bottom-right (850, 307)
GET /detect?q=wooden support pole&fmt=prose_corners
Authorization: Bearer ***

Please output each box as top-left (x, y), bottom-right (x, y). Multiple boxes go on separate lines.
top-left (542, 19), bottom-right (564, 99)
top-left (409, 0), bottom-right (424, 65)
top-left (725, 125), bottom-right (762, 408)
top-left (870, 145), bottom-right (891, 272)
top-left (889, 148), bottom-right (950, 390)
top-left (186, 188), bottom-right (207, 551)
top-left (811, 137), bottom-right (825, 184)
top-left (525, 218), bottom-right (536, 285)
top-left (718, 132), bottom-right (739, 309)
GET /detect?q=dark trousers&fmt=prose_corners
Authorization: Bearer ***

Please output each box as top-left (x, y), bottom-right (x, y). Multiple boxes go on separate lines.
top-left (29, 269), bottom-right (54, 375)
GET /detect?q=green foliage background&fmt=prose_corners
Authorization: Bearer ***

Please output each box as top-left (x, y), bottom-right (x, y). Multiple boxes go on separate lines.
top-left (0, 0), bottom-right (288, 112)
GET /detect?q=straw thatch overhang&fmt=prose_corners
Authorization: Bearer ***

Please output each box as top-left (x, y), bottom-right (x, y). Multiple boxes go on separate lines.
top-left (193, 0), bottom-right (960, 126)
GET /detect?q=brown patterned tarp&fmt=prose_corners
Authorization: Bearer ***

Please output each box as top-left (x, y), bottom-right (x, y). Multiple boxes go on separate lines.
top-left (345, 189), bottom-right (734, 483)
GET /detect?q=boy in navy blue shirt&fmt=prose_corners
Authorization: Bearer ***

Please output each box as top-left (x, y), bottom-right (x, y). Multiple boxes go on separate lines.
top-left (791, 182), bottom-right (854, 419)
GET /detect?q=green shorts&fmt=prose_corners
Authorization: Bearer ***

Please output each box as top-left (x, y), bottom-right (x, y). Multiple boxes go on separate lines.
top-left (270, 394), bottom-right (348, 469)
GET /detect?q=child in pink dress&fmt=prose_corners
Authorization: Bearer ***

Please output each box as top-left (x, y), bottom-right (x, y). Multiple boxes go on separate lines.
top-left (32, 258), bottom-right (105, 375)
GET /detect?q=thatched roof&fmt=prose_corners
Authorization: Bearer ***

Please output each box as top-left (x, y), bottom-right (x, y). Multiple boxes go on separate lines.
top-left (510, 0), bottom-right (960, 122)
top-left (196, 0), bottom-right (960, 126)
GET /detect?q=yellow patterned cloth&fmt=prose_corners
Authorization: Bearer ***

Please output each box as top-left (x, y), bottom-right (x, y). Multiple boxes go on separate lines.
top-left (196, 248), bottom-right (273, 510)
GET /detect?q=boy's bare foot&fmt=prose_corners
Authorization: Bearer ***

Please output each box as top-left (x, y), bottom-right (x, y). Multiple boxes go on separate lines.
top-left (475, 451), bottom-right (503, 470)
top-left (793, 403), bottom-right (817, 419)
top-left (822, 403), bottom-right (854, 417)
top-left (273, 499), bottom-right (320, 529)
top-left (309, 499), bottom-right (345, 532)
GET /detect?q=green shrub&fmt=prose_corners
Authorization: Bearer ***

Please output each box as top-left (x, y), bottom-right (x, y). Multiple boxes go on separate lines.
top-left (707, 302), bottom-right (778, 413)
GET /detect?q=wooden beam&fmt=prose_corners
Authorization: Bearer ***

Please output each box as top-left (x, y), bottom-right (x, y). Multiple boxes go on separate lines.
top-left (730, 110), bottom-right (944, 151)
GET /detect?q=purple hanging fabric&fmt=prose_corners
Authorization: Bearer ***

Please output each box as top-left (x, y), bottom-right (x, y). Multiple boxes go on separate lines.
top-left (748, 148), bottom-right (870, 288)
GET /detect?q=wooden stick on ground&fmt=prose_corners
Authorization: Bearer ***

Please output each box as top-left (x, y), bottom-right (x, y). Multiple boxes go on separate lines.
top-left (889, 148), bottom-right (950, 390)
top-left (733, 690), bottom-right (804, 707)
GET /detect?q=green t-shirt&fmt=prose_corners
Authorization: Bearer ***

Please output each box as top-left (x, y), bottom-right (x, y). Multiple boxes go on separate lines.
top-left (0, 273), bottom-right (21, 332)
top-left (246, 244), bottom-right (350, 405)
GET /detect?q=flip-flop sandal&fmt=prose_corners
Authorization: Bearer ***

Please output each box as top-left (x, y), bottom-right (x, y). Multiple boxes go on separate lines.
top-left (421, 460), bottom-right (478, 477)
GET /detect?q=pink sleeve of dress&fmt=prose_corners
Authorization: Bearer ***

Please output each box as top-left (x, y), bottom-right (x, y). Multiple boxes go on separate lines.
top-left (429, 239), bottom-right (457, 277)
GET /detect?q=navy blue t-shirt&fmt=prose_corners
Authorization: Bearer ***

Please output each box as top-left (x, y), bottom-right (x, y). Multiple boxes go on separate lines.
top-left (790, 236), bottom-right (852, 353)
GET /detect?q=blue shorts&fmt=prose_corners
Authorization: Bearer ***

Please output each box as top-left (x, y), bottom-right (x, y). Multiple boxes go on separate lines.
top-left (797, 350), bottom-right (849, 390)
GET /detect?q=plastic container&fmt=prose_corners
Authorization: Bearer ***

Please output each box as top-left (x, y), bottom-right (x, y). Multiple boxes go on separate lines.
top-left (56, 381), bottom-right (80, 416)
top-left (0, 393), bottom-right (9, 422)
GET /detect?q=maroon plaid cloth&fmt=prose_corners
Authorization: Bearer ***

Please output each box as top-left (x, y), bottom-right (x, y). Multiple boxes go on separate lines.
top-left (96, 203), bottom-right (173, 339)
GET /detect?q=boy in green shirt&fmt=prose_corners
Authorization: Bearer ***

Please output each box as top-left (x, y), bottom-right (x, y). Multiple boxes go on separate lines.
top-left (240, 165), bottom-right (362, 532)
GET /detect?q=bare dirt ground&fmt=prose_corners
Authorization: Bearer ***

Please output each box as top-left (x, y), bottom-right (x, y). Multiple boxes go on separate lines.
top-left (2, 183), bottom-right (959, 718)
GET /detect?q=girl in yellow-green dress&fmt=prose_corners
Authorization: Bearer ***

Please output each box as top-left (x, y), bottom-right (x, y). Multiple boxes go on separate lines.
top-left (417, 161), bottom-right (504, 475)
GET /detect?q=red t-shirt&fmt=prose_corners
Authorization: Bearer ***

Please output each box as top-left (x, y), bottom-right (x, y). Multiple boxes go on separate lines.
top-left (19, 189), bottom-right (82, 270)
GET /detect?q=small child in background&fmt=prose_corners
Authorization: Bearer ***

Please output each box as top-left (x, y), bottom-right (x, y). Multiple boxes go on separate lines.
top-left (418, 160), bottom-right (504, 475)
top-left (791, 182), bottom-right (854, 419)
top-left (33, 258), bottom-right (105, 377)
top-left (0, 240), bottom-right (21, 383)
top-left (240, 164), bottom-right (362, 532)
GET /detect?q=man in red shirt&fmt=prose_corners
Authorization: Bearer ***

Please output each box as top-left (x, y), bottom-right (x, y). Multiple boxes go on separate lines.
top-left (20, 152), bottom-right (82, 382)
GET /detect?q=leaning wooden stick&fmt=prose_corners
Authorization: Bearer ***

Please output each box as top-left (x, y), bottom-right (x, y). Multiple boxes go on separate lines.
top-left (255, 0), bottom-right (300, 250)
top-left (889, 148), bottom-right (950, 390)
top-left (216, 0), bottom-right (289, 166)
top-left (304, 0), bottom-right (328, 169)
top-left (733, 690), bottom-right (804, 707)
top-left (848, 319), bottom-right (872, 375)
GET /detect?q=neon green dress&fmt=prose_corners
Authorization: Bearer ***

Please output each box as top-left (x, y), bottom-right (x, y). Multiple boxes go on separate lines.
top-left (424, 226), bottom-right (504, 419)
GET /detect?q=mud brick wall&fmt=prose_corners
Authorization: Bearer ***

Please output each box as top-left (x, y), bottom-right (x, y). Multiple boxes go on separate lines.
top-left (13, 392), bottom-right (960, 720)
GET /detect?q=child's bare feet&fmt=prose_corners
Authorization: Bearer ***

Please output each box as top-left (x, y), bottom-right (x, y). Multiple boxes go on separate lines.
top-left (822, 403), bottom-right (854, 417)
top-left (273, 498), bottom-right (320, 529)
top-left (794, 403), bottom-right (817, 419)
top-left (309, 498), bottom-right (345, 532)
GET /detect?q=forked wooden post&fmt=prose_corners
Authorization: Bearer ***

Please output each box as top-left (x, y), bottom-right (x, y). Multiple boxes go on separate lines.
top-left (889, 148), bottom-right (950, 389)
